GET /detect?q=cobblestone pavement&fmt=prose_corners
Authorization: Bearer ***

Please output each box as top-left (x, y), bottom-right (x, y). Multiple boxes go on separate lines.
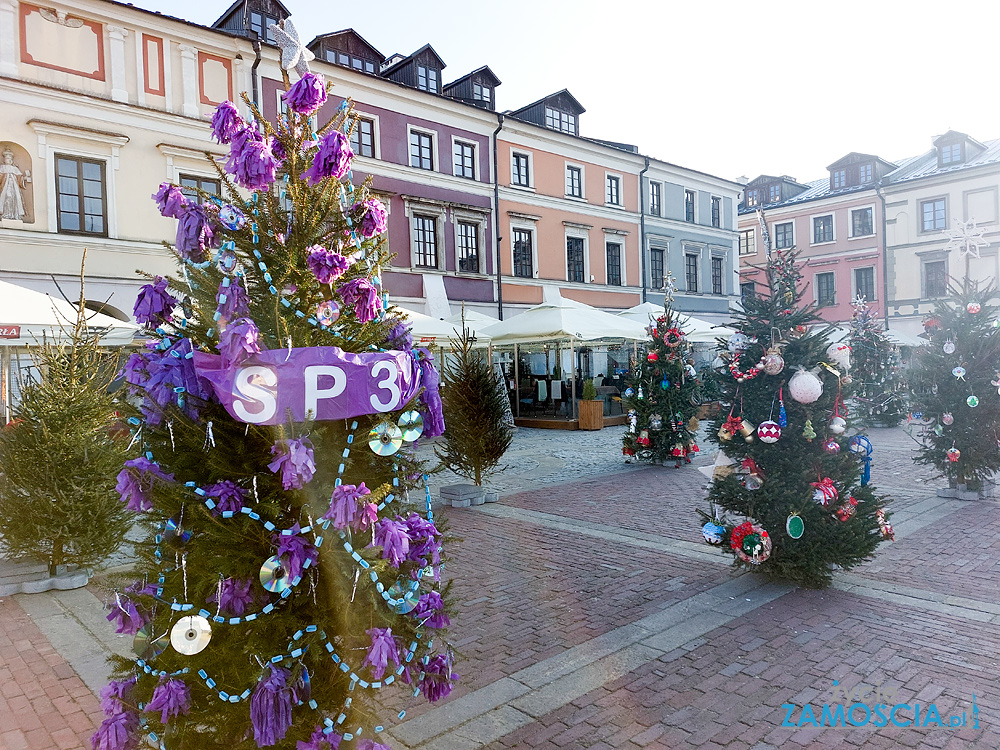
top-left (4, 424), bottom-right (998, 750)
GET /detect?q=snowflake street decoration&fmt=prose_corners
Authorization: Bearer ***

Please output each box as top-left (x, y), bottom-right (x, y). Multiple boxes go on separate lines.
top-left (269, 19), bottom-right (314, 76)
top-left (852, 294), bottom-right (868, 310)
top-left (943, 218), bottom-right (990, 259)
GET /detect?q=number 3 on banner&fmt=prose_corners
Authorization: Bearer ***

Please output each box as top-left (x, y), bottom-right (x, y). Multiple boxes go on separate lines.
top-left (370, 361), bottom-right (402, 412)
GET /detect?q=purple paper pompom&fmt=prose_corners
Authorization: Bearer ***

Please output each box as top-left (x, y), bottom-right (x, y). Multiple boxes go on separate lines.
top-left (217, 317), bottom-right (261, 367)
top-left (105, 581), bottom-right (156, 635)
top-left (404, 512), bottom-right (441, 567)
top-left (115, 456), bottom-right (174, 513)
top-left (354, 198), bottom-right (388, 239)
top-left (251, 665), bottom-right (294, 747)
top-left (268, 436), bottom-right (316, 490)
top-left (302, 131), bottom-right (353, 185)
top-left (133, 277), bottom-right (177, 327)
top-left (217, 276), bottom-right (250, 321)
top-left (100, 676), bottom-right (137, 716)
top-left (363, 627), bottom-right (400, 681)
top-left (208, 577), bottom-right (256, 616)
top-left (372, 517), bottom-right (409, 567)
top-left (338, 278), bottom-right (381, 323)
top-left (420, 652), bottom-right (458, 703)
top-left (387, 320), bottom-right (413, 351)
top-left (205, 480), bottom-right (247, 515)
top-left (413, 590), bottom-right (450, 628)
top-left (297, 728), bottom-right (341, 750)
top-left (227, 127), bottom-right (278, 192)
top-left (175, 203), bottom-right (218, 262)
top-left (211, 100), bottom-right (245, 145)
top-left (322, 482), bottom-right (371, 530)
top-left (273, 523), bottom-right (317, 581)
top-left (146, 677), bottom-right (190, 725)
top-left (152, 182), bottom-right (187, 219)
top-left (284, 73), bottom-right (327, 115)
top-left (417, 349), bottom-right (446, 438)
top-left (141, 337), bottom-right (212, 424)
top-left (356, 741), bottom-right (391, 750)
top-left (270, 136), bottom-right (287, 166)
top-left (306, 245), bottom-right (351, 285)
top-left (91, 711), bottom-right (139, 750)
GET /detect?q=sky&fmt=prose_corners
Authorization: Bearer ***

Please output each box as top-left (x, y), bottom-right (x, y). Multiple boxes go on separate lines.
top-left (135, 0), bottom-right (1000, 184)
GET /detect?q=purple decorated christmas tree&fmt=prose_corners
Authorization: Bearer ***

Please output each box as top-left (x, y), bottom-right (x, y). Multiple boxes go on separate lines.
top-left (96, 19), bottom-right (454, 750)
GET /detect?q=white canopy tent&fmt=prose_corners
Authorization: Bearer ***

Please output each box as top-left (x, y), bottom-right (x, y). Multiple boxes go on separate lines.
top-left (400, 308), bottom-right (491, 349)
top-left (825, 324), bottom-right (927, 348)
top-left (444, 309), bottom-right (497, 334)
top-left (615, 302), bottom-right (736, 344)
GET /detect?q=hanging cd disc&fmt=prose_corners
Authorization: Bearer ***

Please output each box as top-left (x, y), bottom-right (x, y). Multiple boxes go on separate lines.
top-left (170, 615), bottom-right (212, 656)
top-left (259, 554), bottom-right (290, 593)
top-left (398, 410), bottom-right (424, 442)
top-left (163, 517), bottom-right (192, 550)
top-left (133, 625), bottom-right (168, 660)
top-left (369, 423), bottom-right (403, 456)
top-left (388, 579), bottom-right (420, 614)
top-left (316, 299), bottom-right (341, 327)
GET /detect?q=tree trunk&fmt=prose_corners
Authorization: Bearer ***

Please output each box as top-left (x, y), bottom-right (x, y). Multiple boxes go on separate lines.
top-left (49, 538), bottom-right (63, 577)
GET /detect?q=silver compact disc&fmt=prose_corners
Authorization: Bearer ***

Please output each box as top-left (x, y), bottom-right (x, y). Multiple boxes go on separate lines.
top-left (170, 615), bottom-right (212, 656)
top-left (369, 422), bottom-right (403, 456)
top-left (398, 410), bottom-right (424, 442)
top-left (259, 554), bottom-right (291, 593)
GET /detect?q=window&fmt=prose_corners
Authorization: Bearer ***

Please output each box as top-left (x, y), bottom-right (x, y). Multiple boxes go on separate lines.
top-left (566, 166), bottom-right (582, 198)
top-left (512, 152), bottom-right (530, 187)
top-left (851, 207), bottom-right (873, 237)
top-left (566, 237), bottom-right (585, 283)
top-left (813, 215), bottom-right (834, 243)
top-left (606, 242), bottom-right (622, 286)
top-left (249, 12), bottom-right (277, 43)
top-left (711, 196), bottom-right (721, 227)
top-left (774, 222), bottom-right (794, 249)
top-left (832, 169), bottom-right (846, 189)
top-left (740, 281), bottom-right (756, 302)
top-left (685, 253), bottom-right (699, 292)
top-left (855, 267), bottom-right (875, 302)
top-left (544, 107), bottom-right (575, 134)
top-left (745, 188), bottom-right (759, 207)
top-left (768, 184), bottom-right (781, 203)
top-left (412, 215), bottom-right (437, 268)
top-left (739, 228), bottom-right (755, 256)
top-left (685, 190), bottom-right (695, 221)
top-left (350, 117), bottom-right (375, 158)
top-left (924, 260), bottom-right (947, 298)
top-left (472, 82), bottom-right (491, 105)
top-left (816, 272), bottom-right (835, 306)
top-left (409, 131), bottom-right (434, 170)
top-left (179, 174), bottom-right (220, 204)
top-left (56, 155), bottom-right (106, 235)
top-left (454, 141), bottom-right (475, 179)
top-left (606, 175), bottom-right (621, 206)
top-left (650, 249), bottom-right (665, 289)
top-left (921, 199), bottom-right (946, 231)
top-left (512, 229), bottom-right (533, 278)
top-left (859, 163), bottom-right (873, 183)
top-left (711, 257), bottom-right (724, 295)
top-left (326, 51), bottom-right (375, 74)
top-left (416, 65), bottom-right (439, 93)
top-left (940, 143), bottom-right (962, 165)
top-left (649, 182), bottom-right (661, 216)
top-left (457, 221), bottom-right (479, 273)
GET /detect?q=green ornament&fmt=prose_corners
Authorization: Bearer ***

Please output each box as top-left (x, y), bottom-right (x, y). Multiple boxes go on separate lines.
top-left (968, 395), bottom-right (980, 408)
top-left (802, 418), bottom-right (817, 441)
top-left (786, 513), bottom-right (805, 539)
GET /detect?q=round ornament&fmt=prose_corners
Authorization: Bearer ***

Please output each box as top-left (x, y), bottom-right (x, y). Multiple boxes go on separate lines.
top-left (259, 555), bottom-right (290, 593)
top-left (762, 350), bottom-right (785, 376)
top-left (369, 422), bottom-right (404, 456)
top-left (835, 496), bottom-right (859, 522)
top-left (730, 522), bottom-right (771, 564)
top-left (943, 340), bottom-right (956, 355)
top-left (398, 410), bottom-right (424, 442)
top-left (218, 204), bottom-right (246, 231)
top-left (947, 446), bottom-right (961, 462)
top-left (788, 324), bottom-right (809, 339)
top-left (316, 299), bottom-right (341, 327)
top-left (217, 248), bottom-right (239, 274)
top-left (170, 615), bottom-right (212, 656)
top-left (828, 416), bottom-right (847, 435)
top-left (825, 342), bottom-right (852, 372)
top-left (624, 387), bottom-right (635, 398)
top-left (388, 579), bottom-right (420, 614)
top-left (789, 368), bottom-right (824, 404)
top-left (650, 414), bottom-right (663, 430)
top-left (942, 412), bottom-right (954, 425)
top-left (822, 437), bottom-right (841, 454)
top-left (647, 351), bottom-right (659, 362)
top-left (811, 477), bottom-right (839, 506)
top-left (934, 425), bottom-right (945, 436)
top-left (968, 302), bottom-right (982, 314)
top-left (757, 420), bottom-right (781, 443)
top-left (702, 522), bottom-right (726, 545)
top-left (163, 517), bottom-right (192, 551)
top-left (727, 332), bottom-right (750, 354)
top-left (953, 366), bottom-right (966, 379)
top-left (785, 513), bottom-right (805, 539)
top-left (133, 626), bottom-right (168, 661)
top-left (968, 395), bottom-right (980, 408)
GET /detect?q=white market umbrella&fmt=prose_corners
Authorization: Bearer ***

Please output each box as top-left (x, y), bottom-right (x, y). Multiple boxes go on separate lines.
top-left (399, 308), bottom-right (491, 348)
top-left (616, 302), bottom-right (735, 344)
top-left (480, 297), bottom-right (649, 345)
top-left (444, 309), bottom-right (497, 333)
top-left (826, 324), bottom-right (927, 348)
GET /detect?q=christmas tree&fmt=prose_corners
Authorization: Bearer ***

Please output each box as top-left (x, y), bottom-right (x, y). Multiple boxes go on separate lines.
top-left (909, 279), bottom-right (1000, 494)
top-left (435, 319), bottom-right (513, 487)
top-left (847, 297), bottom-right (906, 426)
top-left (622, 288), bottom-right (700, 467)
top-left (94, 23), bottom-right (455, 750)
top-left (0, 259), bottom-right (133, 576)
top-left (702, 248), bottom-right (890, 588)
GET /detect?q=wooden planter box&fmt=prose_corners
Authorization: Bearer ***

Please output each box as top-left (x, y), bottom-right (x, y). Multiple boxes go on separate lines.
top-left (696, 401), bottom-right (721, 420)
top-left (578, 400), bottom-right (604, 431)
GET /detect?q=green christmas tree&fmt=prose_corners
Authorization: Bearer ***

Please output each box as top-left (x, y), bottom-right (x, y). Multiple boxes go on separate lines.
top-left (622, 293), bottom-right (700, 466)
top-left (0, 260), bottom-right (133, 577)
top-left (847, 297), bottom-right (906, 426)
top-left (94, 35), bottom-right (455, 750)
top-left (435, 319), bottom-right (513, 486)
top-left (702, 248), bottom-right (890, 588)
top-left (909, 279), bottom-right (1000, 493)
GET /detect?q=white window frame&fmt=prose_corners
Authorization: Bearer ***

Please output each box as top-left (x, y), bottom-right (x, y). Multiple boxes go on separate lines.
top-left (349, 112), bottom-right (381, 160)
top-left (739, 227), bottom-right (756, 256)
top-left (772, 220), bottom-right (795, 250)
top-left (849, 204), bottom-right (876, 239)
top-left (710, 195), bottom-right (722, 227)
top-left (685, 188), bottom-right (697, 221)
top-left (605, 171), bottom-right (623, 208)
top-left (604, 238), bottom-right (624, 287)
top-left (406, 125), bottom-right (438, 172)
top-left (509, 217), bottom-right (538, 279)
top-left (814, 271), bottom-right (837, 306)
top-left (710, 251), bottom-right (727, 295)
top-left (811, 212), bottom-right (836, 245)
top-left (453, 208), bottom-right (488, 276)
top-left (920, 196), bottom-right (948, 234)
top-left (852, 265), bottom-right (877, 302)
top-left (404, 197), bottom-right (447, 272)
top-left (451, 137), bottom-right (478, 181)
top-left (565, 161), bottom-right (585, 200)
top-left (510, 150), bottom-right (534, 190)
top-left (683, 243), bottom-right (704, 293)
top-left (649, 243), bottom-right (669, 290)
top-left (564, 226), bottom-right (590, 284)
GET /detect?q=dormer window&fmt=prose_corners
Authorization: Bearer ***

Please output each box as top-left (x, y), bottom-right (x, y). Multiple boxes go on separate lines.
top-left (832, 169), bottom-right (846, 189)
top-left (249, 11), bottom-right (278, 43)
top-left (768, 184), bottom-right (781, 203)
top-left (940, 142), bottom-right (963, 165)
top-left (859, 163), bottom-right (873, 183)
top-left (545, 107), bottom-right (576, 135)
top-left (745, 188), bottom-right (760, 207)
top-left (473, 82), bottom-right (491, 105)
top-left (417, 66), bottom-right (439, 93)
top-left (326, 50), bottom-right (376, 74)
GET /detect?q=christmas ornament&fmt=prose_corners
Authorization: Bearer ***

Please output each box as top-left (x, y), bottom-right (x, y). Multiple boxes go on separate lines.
top-left (636, 429), bottom-right (650, 447)
top-left (788, 324), bottom-right (809, 339)
top-left (650, 414), bottom-right (663, 430)
top-left (687, 416), bottom-right (700, 432)
top-left (739, 419), bottom-right (755, 443)
top-left (369, 422), bottom-right (403, 456)
top-left (170, 615), bottom-right (212, 656)
top-left (730, 521), bottom-right (771, 564)
top-left (762, 348), bottom-right (785, 376)
top-left (397, 410), bottom-right (424, 442)
top-left (835, 496), bottom-right (858, 522)
top-left (719, 413), bottom-right (743, 441)
top-left (671, 443), bottom-right (685, 458)
top-left (743, 473), bottom-right (764, 491)
top-left (825, 342), bottom-right (852, 371)
top-left (647, 351), bottom-right (659, 362)
top-left (663, 327), bottom-right (683, 348)
top-left (992, 373), bottom-right (1000, 394)
top-left (934, 424), bottom-right (944, 436)
top-left (728, 357), bottom-right (763, 382)
top-left (637, 386), bottom-right (644, 400)
top-left (740, 457), bottom-right (764, 490)
top-left (841, 374), bottom-right (853, 386)
top-left (876, 508), bottom-right (894, 540)
top-left (785, 513), bottom-right (805, 539)
top-left (968, 395), bottom-right (979, 408)
top-left (627, 410), bottom-right (637, 433)
top-left (802, 418), bottom-right (816, 441)
top-left (624, 387), bottom-right (635, 398)
top-left (757, 420), bottom-right (781, 443)
top-left (810, 477), bottom-right (839, 506)
top-left (316, 299), bottom-right (340, 327)
top-left (822, 437), bottom-right (841, 454)
top-left (828, 416), bottom-right (846, 435)
top-left (943, 340), bottom-right (956, 355)
top-left (218, 204), bottom-right (247, 231)
top-left (660, 377), bottom-right (670, 390)
top-left (702, 522), bottom-right (725, 545)
top-left (968, 302), bottom-right (982, 314)
top-left (727, 332), bottom-right (750, 353)
top-left (947, 445), bottom-right (961, 462)
top-left (778, 389), bottom-right (787, 427)
top-left (789, 368), bottom-right (823, 404)
top-left (953, 366), bottom-right (966, 379)
top-left (848, 434), bottom-right (873, 485)
top-left (942, 412), bottom-right (954, 425)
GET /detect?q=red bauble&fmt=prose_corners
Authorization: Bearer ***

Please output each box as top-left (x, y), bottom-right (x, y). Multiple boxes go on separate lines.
top-left (647, 351), bottom-right (659, 362)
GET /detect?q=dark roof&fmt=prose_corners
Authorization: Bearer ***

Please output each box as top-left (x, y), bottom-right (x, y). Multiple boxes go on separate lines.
top-left (443, 65), bottom-right (502, 92)
top-left (888, 138), bottom-right (1000, 184)
top-left (211, 0), bottom-right (292, 29)
top-left (380, 43), bottom-right (446, 77)
top-left (508, 88), bottom-right (586, 118)
top-left (306, 28), bottom-right (383, 62)
top-left (826, 152), bottom-right (897, 171)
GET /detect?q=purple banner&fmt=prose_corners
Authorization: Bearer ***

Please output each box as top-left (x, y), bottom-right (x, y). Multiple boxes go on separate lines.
top-left (192, 347), bottom-right (423, 425)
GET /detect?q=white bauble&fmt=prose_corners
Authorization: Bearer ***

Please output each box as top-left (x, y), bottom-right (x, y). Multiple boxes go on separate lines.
top-left (829, 416), bottom-right (847, 435)
top-left (826, 342), bottom-right (851, 372)
top-left (789, 368), bottom-right (824, 404)
top-left (727, 332), bottom-right (750, 354)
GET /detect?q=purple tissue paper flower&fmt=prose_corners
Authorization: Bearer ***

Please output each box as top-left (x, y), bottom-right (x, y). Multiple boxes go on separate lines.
top-left (284, 73), bottom-right (327, 115)
top-left (100, 676), bottom-right (137, 716)
top-left (152, 182), bottom-right (187, 219)
top-left (133, 277), bottom-right (177, 327)
top-left (356, 501), bottom-right (378, 532)
top-left (363, 627), bottom-right (400, 681)
top-left (417, 349), bottom-right (446, 438)
top-left (217, 276), bottom-right (250, 321)
top-left (270, 135), bottom-right (287, 166)
top-left (105, 581), bottom-right (157, 635)
top-left (387, 319), bottom-right (413, 351)
top-left (356, 741), bottom-right (391, 750)
top-left (404, 513), bottom-right (441, 567)
top-left (338, 277), bottom-right (381, 323)
top-left (354, 198), bottom-right (388, 239)
top-left (217, 317), bottom-right (261, 367)
top-left (208, 577), bottom-right (256, 617)
top-left (227, 126), bottom-right (278, 191)
top-left (297, 727), bottom-right (341, 750)
top-left (306, 245), bottom-right (351, 285)
top-left (251, 665), bottom-right (294, 747)
top-left (372, 517), bottom-right (409, 568)
top-left (322, 482), bottom-right (371, 530)
top-left (302, 130), bottom-right (353, 185)
top-left (420, 652), bottom-right (458, 703)
top-left (146, 677), bottom-right (190, 725)
top-left (141, 337), bottom-right (212, 424)
top-left (91, 711), bottom-right (139, 750)
top-left (115, 456), bottom-right (174, 513)
top-left (273, 523), bottom-right (317, 581)
top-left (205, 480), bottom-right (247, 515)
top-left (211, 100), bottom-right (245, 145)
top-left (175, 203), bottom-right (218, 262)
top-left (268, 437), bottom-right (316, 490)
top-left (413, 590), bottom-right (450, 629)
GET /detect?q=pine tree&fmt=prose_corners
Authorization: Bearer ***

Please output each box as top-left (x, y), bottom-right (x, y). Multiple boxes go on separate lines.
top-left (848, 298), bottom-right (906, 426)
top-left (703, 248), bottom-right (890, 588)
top-left (0, 259), bottom-right (133, 576)
top-left (435, 320), bottom-right (513, 486)
top-left (622, 293), bottom-right (700, 466)
top-left (94, 41), bottom-right (455, 750)
top-left (909, 279), bottom-right (1000, 492)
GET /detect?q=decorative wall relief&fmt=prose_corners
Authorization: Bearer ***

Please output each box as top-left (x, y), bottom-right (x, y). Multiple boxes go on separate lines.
top-left (0, 142), bottom-right (33, 223)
